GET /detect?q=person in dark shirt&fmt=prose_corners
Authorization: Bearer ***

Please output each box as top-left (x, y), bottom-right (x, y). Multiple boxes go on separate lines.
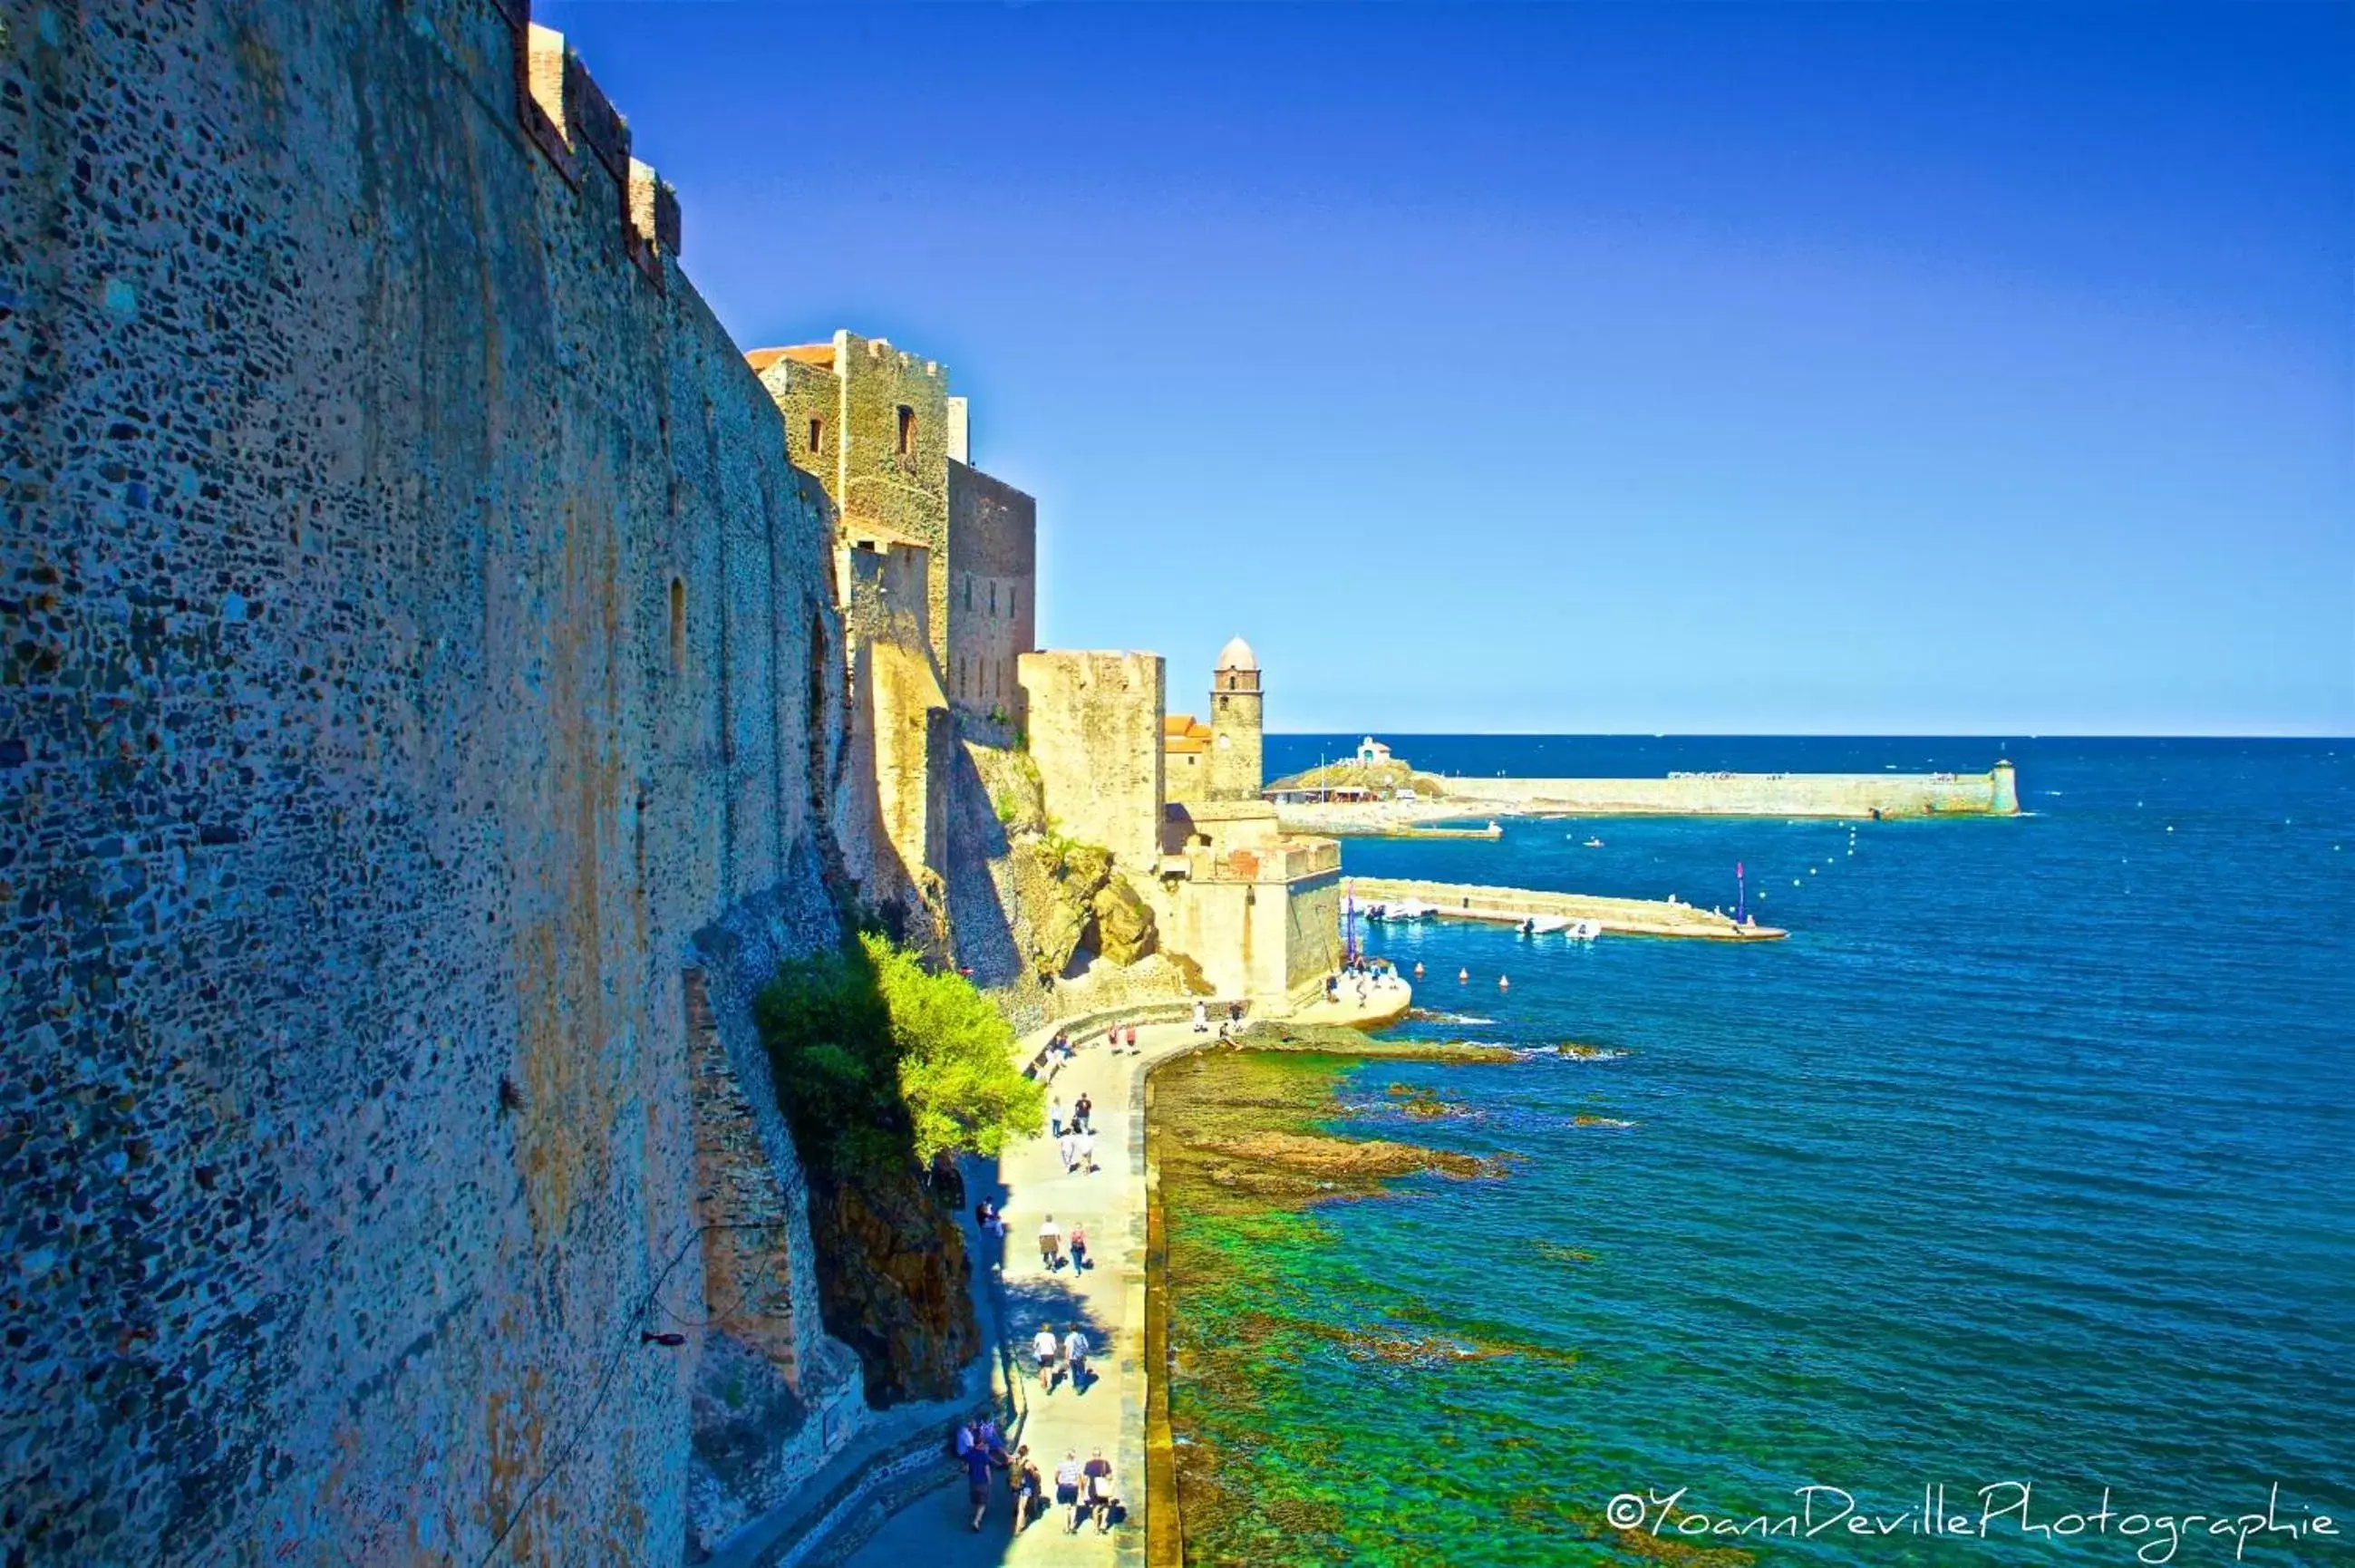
top-left (1081, 1447), bottom-right (1118, 1534)
top-left (963, 1435), bottom-right (1001, 1532)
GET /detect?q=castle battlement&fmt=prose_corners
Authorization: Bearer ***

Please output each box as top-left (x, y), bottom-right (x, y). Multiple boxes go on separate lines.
top-left (514, 17), bottom-right (681, 280)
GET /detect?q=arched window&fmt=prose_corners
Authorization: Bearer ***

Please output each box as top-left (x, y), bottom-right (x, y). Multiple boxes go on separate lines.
top-left (668, 576), bottom-right (687, 673)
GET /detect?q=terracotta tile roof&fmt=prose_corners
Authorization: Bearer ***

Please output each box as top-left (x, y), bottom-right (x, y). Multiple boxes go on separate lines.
top-left (744, 344), bottom-right (838, 373)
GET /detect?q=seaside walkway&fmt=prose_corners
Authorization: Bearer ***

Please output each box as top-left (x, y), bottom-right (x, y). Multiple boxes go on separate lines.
top-left (839, 980), bottom-right (1410, 1568)
top-left (840, 1018), bottom-right (1199, 1568)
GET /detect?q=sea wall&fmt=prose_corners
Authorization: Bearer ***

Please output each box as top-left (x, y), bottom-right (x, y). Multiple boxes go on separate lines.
top-left (1277, 767), bottom-right (2021, 831)
top-left (0, 3), bottom-right (876, 1560)
top-left (1443, 767), bottom-right (2017, 818)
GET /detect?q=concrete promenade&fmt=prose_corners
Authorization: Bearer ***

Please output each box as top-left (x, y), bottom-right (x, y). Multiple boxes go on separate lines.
top-left (838, 981), bottom-right (1410, 1568)
top-left (840, 1019), bottom-right (1200, 1568)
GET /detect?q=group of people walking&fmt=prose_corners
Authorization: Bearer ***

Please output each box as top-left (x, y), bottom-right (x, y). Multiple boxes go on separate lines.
top-left (942, 1016), bottom-right (1161, 1545)
top-left (953, 1418), bottom-right (1117, 1537)
top-left (1033, 1213), bottom-right (1089, 1272)
top-left (1031, 1321), bottom-right (1092, 1394)
top-left (1049, 1089), bottom-right (1100, 1175)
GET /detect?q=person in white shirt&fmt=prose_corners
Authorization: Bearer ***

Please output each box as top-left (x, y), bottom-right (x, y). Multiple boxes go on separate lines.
top-left (1058, 1130), bottom-right (1078, 1173)
top-left (1032, 1325), bottom-right (1061, 1394)
top-left (1036, 1215), bottom-right (1061, 1271)
top-left (1077, 1128), bottom-right (1096, 1174)
top-left (1053, 1450), bottom-right (1085, 1533)
top-left (1193, 999), bottom-right (1207, 1033)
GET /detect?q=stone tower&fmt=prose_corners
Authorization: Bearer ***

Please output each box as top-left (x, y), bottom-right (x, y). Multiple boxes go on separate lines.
top-left (1207, 635), bottom-right (1265, 802)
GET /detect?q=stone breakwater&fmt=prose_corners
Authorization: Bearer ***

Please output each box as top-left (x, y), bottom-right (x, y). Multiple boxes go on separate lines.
top-left (1350, 878), bottom-right (1785, 941)
top-left (1276, 763), bottom-right (2020, 831)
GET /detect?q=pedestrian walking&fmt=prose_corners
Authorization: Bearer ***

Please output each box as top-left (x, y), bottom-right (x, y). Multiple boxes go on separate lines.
top-left (1050, 1094), bottom-right (1064, 1136)
top-left (1009, 1447), bottom-right (1043, 1533)
top-left (1124, 1024), bottom-right (1138, 1051)
top-left (1069, 1223), bottom-right (1089, 1272)
top-left (1032, 1325), bottom-right (1061, 1393)
top-left (1058, 1130), bottom-right (1078, 1173)
top-left (1083, 1447), bottom-right (1118, 1534)
top-left (1072, 1092), bottom-right (1092, 1134)
top-left (1054, 1451), bottom-right (1085, 1533)
top-left (1078, 1128), bottom-right (1096, 1174)
top-left (1037, 1215), bottom-right (1062, 1271)
top-left (963, 1430), bottom-right (998, 1532)
top-left (1063, 1324), bottom-right (1090, 1392)
top-left (1193, 1000), bottom-right (1208, 1033)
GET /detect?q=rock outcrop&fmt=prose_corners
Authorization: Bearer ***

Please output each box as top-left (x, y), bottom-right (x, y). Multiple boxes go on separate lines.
top-left (804, 1166), bottom-right (978, 1407)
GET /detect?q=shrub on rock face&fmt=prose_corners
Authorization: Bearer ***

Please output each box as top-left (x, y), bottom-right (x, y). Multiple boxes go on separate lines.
top-left (866, 934), bottom-right (1044, 1163)
top-left (754, 932), bottom-right (1044, 1173)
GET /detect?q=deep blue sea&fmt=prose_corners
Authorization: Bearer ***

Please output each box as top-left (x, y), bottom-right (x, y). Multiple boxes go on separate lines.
top-left (1178, 737), bottom-right (2353, 1566)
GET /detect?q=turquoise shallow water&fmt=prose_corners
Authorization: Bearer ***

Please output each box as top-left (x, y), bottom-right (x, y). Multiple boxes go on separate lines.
top-left (1167, 737), bottom-right (2353, 1566)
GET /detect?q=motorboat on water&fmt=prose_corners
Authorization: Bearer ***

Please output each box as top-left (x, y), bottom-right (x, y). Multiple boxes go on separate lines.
top-left (1582, 837), bottom-right (1605, 848)
top-left (1519, 915), bottom-right (1604, 940)
top-left (1368, 900), bottom-right (1434, 924)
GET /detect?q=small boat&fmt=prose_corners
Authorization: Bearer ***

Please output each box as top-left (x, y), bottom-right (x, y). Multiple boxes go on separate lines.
top-left (1522, 915), bottom-right (1573, 936)
top-left (1582, 837), bottom-right (1605, 848)
top-left (1369, 900), bottom-right (1432, 924)
top-left (1569, 919), bottom-right (1602, 941)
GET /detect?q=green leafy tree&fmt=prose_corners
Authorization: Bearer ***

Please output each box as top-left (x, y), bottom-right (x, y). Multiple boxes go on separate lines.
top-left (754, 933), bottom-right (1044, 1173)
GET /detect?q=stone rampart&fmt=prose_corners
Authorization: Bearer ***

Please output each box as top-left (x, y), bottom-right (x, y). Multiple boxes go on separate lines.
top-left (1017, 652), bottom-right (1167, 874)
top-left (945, 460), bottom-right (1034, 722)
top-left (0, 3), bottom-right (868, 1561)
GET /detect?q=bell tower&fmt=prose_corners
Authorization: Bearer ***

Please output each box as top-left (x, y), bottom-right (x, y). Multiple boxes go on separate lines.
top-left (1207, 635), bottom-right (1264, 802)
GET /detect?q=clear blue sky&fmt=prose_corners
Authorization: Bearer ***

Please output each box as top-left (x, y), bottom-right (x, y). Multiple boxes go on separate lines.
top-left (544, 3), bottom-right (2351, 736)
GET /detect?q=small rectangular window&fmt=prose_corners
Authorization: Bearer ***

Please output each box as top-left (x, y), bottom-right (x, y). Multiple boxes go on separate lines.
top-left (896, 404), bottom-right (915, 455)
top-left (808, 416), bottom-right (824, 454)
top-left (989, 582), bottom-right (997, 615)
top-left (964, 576), bottom-right (973, 611)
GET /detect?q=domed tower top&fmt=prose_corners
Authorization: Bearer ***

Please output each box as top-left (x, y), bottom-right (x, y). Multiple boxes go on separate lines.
top-left (1207, 635), bottom-right (1265, 800)
top-left (1214, 635), bottom-right (1260, 693)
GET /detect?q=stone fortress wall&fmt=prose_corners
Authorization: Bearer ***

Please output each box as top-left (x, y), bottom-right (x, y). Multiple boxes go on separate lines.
top-left (0, 3), bottom-right (889, 1561)
top-left (1018, 652), bottom-right (1168, 874)
top-left (945, 459), bottom-right (1036, 723)
top-left (0, 4), bottom-right (1351, 1563)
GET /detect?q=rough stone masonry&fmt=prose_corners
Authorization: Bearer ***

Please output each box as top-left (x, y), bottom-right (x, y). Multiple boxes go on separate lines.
top-left (0, 2), bottom-right (890, 1561)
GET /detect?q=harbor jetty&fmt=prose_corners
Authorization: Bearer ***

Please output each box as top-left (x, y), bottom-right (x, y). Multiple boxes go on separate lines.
top-left (1272, 756), bottom-right (2019, 834)
top-left (1352, 877), bottom-right (1785, 941)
